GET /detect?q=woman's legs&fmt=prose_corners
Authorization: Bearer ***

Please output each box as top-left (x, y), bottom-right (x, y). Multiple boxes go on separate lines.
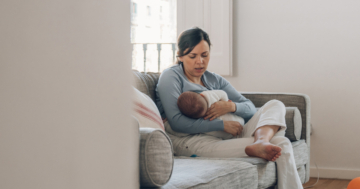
top-left (240, 100), bottom-right (287, 161)
top-left (242, 100), bottom-right (302, 188)
top-left (271, 136), bottom-right (303, 189)
top-left (168, 99), bottom-right (302, 188)
top-left (241, 100), bottom-right (287, 139)
top-left (169, 133), bottom-right (254, 158)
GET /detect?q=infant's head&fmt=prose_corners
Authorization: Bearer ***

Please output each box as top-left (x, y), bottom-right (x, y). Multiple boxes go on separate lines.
top-left (177, 91), bottom-right (208, 119)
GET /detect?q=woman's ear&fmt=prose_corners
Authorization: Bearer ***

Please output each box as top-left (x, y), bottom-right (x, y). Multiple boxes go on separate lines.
top-left (178, 56), bottom-right (184, 62)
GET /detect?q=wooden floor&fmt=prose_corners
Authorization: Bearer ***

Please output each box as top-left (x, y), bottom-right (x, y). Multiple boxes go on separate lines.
top-left (302, 177), bottom-right (351, 189)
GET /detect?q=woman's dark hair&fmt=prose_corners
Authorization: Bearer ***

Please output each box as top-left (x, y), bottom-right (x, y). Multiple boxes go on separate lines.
top-left (176, 27), bottom-right (211, 64)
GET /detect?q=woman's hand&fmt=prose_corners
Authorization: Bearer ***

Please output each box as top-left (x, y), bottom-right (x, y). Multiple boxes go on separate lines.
top-left (204, 101), bottom-right (236, 121)
top-left (223, 121), bottom-right (243, 136)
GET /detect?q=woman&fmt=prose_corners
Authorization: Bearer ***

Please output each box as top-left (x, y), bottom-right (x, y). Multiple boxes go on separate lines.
top-left (155, 27), bottom-right (303, 189)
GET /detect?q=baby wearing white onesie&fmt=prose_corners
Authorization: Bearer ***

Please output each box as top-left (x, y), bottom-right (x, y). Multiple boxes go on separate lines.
top-left (177, 90), bottom-right (245, 140)
top-left (200, 90), bottom-right (245, 139)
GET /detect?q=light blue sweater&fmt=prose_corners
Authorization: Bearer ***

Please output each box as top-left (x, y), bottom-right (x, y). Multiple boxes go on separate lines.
top-left (155, 64), bottom-right (257, 134)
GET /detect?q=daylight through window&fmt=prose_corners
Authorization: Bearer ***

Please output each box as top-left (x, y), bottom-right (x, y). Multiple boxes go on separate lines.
top-left (131, 0), bottom-right (177, 73)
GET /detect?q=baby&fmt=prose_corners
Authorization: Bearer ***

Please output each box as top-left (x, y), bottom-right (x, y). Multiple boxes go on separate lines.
top-left (177, 90), bottom-right (245, 139)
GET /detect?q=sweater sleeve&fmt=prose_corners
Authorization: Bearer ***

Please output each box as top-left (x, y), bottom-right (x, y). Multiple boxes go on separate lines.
top-left (216, 75), bottom-right (257, 123)
top-left (156, 70), bottom-right (224, 134)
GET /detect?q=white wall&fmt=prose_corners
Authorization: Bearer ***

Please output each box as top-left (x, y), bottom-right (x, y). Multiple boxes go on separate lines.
top-left (226, 0), bottom-right (360, 179)
top-left (0, 0), bottom-right (137, 188)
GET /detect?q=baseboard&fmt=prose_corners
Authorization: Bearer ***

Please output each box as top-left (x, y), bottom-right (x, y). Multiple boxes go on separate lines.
top-left (310, 167), bottom-right (360, 180)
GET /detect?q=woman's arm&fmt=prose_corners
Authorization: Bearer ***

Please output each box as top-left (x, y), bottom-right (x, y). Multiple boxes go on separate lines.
top-left (156, 69), bottom-right (224, 134)
top-left (217, 75), bottom-right (257, 123)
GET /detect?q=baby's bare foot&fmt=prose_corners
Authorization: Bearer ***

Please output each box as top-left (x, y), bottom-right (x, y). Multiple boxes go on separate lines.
top-left (245, 141), bottom-right (282, 161)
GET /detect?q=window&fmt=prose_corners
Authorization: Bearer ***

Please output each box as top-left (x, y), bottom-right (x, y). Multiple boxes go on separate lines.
top-left (130, 0), bottom-right (231, 75)
top-left (131, 0), bottom-right (177, 73)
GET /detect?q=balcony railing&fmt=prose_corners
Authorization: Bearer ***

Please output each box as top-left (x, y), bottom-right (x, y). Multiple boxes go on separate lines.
top-left (132, 43), bottom-right (176, 73)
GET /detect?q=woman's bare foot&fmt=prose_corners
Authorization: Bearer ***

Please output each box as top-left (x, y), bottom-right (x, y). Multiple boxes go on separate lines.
top-left (245, 141), bottom-right (282, 161)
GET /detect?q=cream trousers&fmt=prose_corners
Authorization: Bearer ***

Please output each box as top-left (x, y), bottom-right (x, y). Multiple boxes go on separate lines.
top-left (166, 100), bottom-right (303, 189)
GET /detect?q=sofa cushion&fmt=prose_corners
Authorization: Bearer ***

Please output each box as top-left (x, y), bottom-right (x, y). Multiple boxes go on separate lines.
top-left (237, 157), bottom-right (277, 189)
top-left (173, 140), bottom-right (309, 188)
top-left (139, 128), bottom-right (173, 187)
top-left (292, 139), bottom-right (308, 167)
top-left (133, 87), bottom-right (164, 131)
top-left (177, 156), bottom-right (276, 189)
top-left (161, 158), bottom-right (257, 189)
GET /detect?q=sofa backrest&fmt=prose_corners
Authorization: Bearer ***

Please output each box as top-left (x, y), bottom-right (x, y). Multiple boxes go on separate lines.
top-left (133, 70), bottom-right (160, 102)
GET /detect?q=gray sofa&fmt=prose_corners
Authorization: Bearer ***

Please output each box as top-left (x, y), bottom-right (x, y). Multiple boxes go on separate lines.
top-left (133, 70), bottom-right (310, 189)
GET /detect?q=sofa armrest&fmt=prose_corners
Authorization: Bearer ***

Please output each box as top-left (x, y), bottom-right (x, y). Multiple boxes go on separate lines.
top-left (139, 127), bottom-right (174, 187)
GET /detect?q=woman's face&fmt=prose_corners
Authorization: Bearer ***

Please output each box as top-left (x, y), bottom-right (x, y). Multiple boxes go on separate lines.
top-left (179, 40), bottom-right (210, 79)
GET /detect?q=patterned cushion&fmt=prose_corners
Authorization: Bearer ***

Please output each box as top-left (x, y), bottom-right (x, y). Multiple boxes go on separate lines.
top-left (133, 87), bottom-right (164, 131)
top-left (139, 128), bottom-right (173, 187)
